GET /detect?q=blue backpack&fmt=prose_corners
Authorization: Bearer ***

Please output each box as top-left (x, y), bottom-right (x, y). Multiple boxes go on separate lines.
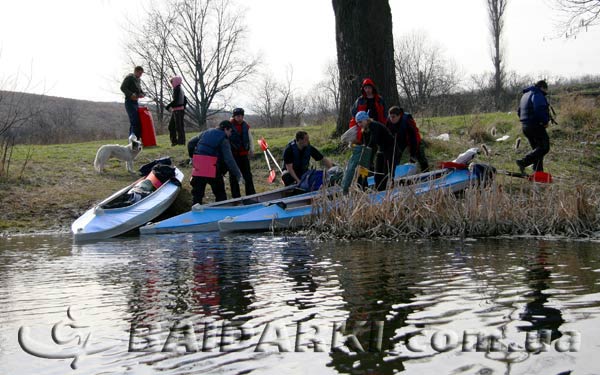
top-left (298, 169), bottom-right (324, 191)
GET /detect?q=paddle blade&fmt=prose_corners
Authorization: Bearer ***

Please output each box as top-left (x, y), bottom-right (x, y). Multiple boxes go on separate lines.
top-left (268, 169), bottom-right (277, 184)
top-left (528, 171), bottom-right (553, 183)
top-left (258, 137), bottom-right (269, 151)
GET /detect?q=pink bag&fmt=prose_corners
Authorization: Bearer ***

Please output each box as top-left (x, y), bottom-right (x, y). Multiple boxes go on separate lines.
top-left (192, 155), bottom-right (218, 178)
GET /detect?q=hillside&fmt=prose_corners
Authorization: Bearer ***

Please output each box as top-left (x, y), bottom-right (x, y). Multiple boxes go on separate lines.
top-left (0, 91), bottom-right (264, 145)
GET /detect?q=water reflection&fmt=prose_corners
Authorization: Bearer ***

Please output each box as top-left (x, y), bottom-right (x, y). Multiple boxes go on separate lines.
top-left (0, 235), bottom-right (599, 374)
top-left (518, 247), bottom-right (565, 341)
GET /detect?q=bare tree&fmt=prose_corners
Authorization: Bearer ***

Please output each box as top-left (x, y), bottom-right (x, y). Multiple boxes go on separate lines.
top-left (275, 66), bottom-right (295, 127)
top-left (126, 7), bottom-right (175, 125)
top-left (285, 94), bottom-right (307, 126)
top-left (486, 0), bottom-right (508, 111)
top-left (394, 31), bottom-right (461, 112)
top-left (332, 0), bottom-right (399, 136)
top-left (552, 0), bottom-right (600, 36)
top-left (126, 0), bottom-right (259, 129)
top-left (304, 61), bottom-right (339, 124)
top-left (252, 73), bottom-right (278, 127)
top-left (323, 60), bottom-right (340, 115)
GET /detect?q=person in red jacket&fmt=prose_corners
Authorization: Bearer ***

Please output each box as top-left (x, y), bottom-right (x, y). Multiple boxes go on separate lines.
top-left (348, 78), bottom-right (387, 144)
top-left (228, 108), bottom-right (256, 198)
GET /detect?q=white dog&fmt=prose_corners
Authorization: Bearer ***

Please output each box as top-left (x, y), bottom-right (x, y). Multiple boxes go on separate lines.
top-left (94, 137), bottom-right (142, 173)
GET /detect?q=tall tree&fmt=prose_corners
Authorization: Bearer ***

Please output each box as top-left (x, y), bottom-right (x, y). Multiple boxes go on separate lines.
top-left (126, 0), bottom-right (259, 129)
top-left (332, 0), bottom-right (399, 136)
top-left (487, 0), bottom-right (508, 111)
top-left (552, 0), bottom-right (600, 37)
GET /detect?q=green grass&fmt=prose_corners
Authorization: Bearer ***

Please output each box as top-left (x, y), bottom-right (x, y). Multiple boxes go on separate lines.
top-left (2, 101), bottom-right (600, 234)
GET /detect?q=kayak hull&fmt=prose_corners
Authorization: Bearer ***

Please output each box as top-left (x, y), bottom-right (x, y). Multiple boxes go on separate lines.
top-left (140, 164), bottom-right (417, 234)
top-left (218, 168), bottom-right (477, 233)
top-left (71, 169), bottom-right (184, 242)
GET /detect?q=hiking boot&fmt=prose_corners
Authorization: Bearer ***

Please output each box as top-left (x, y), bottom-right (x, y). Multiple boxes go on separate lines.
top-left (515, 159), bottom-right (526, 175)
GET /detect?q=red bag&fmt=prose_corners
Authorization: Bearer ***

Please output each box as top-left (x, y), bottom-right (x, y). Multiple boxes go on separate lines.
top-left (192, 155), bottom-right (218, 178)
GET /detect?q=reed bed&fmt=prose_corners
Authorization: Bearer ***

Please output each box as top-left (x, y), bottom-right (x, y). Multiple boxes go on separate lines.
top-left (308, 182), bottom-right (600, 240)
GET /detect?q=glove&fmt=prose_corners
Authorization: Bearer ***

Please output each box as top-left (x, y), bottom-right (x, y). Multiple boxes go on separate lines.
top-left (238, 176), bottom-right (245, 185)
top-left (165, 104), bottom-right (171, 111)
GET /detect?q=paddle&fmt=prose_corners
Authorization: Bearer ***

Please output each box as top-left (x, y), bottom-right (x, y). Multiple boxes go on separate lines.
top-left (495, 169), bottom-right (553, 183)
top-left (258, 137), bottom-right (282, 184)
top-left (258, 137), bottom-right (284, 174)
top-left (261, 146), bottom-right (276, 184)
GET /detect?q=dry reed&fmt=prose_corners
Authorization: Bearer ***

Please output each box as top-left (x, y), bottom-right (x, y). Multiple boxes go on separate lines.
top-left (308, 182), bottom-right (600, 240)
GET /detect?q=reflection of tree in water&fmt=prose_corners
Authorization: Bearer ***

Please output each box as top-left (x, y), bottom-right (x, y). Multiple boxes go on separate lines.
top-left (281, 242), bottom-right (319, 310)
top-left (322, 244), bottom-right (418, 374)
top-left (518, 248), bottom-right (564, 341)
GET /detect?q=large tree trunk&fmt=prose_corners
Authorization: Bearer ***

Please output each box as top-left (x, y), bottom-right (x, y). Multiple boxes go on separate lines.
top-left (332, 0), bottom-right (399, 136)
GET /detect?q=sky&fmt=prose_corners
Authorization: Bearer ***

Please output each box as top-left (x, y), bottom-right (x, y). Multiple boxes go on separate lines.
top-left (1, 0), bottom-right (599, 106)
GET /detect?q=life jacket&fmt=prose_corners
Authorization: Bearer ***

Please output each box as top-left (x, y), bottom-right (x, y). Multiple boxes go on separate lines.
top-left (145, 171), bottom-right (164, 190)
top-left (401, 113), bottom-right (422, 146)
top-left (229, 119), bottom-right (250, 156)
top-left (285, 140), bottom-right (312, 176)
top-left (194, 128), bottom-right (226, 157)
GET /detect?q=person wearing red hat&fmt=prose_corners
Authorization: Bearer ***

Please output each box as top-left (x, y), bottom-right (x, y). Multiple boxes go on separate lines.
top-left (348, 78), bottom-right (387, 143)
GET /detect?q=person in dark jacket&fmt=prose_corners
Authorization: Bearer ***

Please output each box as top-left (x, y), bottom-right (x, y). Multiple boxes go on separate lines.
top-left (348, 78), bottom-right (387, 144)
top-left (120, 66), bottom-right (145, 140)
top-left (516, 80), bottom-right (551, 173)
top-left (188, 121), bottom-right (243, 205)
top-left (228, 108), bottom-right (256, 198)
top-left (166, 76), bottom-right (187, 146)
top-left (281, 131), bottom-right (334, 186)
top-left (386, 106), bottom-right (429, 173)
top-left (354, 111), bottom-right (394, 191)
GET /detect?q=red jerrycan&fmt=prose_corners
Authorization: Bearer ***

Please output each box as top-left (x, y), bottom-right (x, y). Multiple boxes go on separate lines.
top-left (138, 106), bottom-right (157, 147)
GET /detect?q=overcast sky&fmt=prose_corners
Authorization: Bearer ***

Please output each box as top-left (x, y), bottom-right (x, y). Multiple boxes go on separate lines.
top-left (1, 0), bottom-right (599, 106)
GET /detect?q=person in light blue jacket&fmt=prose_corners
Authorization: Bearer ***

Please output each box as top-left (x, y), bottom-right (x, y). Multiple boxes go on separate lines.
top-left (516, 80), bottom-right (551, 173)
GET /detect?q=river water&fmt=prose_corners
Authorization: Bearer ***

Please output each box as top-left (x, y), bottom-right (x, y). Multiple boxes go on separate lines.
top-left (1, 233), bottom-right (599, 374)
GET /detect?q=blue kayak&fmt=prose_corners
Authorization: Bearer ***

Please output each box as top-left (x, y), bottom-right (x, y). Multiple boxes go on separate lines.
top-left (139, 163), bottom-right (416, 234)
top-left (217, 167), bottom-right (480, 233)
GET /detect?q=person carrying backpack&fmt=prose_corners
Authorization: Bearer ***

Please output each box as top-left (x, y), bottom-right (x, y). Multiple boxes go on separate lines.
top-left (516, 80), bottom-right (551, 174)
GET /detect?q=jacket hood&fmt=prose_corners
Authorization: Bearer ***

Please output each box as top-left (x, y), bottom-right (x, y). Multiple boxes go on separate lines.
top-left (361, 78), bottom-right (379, 97)
top-left (171, 76), bottom-right (182, 88)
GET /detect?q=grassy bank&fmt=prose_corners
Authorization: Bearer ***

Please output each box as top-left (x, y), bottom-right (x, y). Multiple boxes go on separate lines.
top-left (1, 95), bottom-right (599, 235)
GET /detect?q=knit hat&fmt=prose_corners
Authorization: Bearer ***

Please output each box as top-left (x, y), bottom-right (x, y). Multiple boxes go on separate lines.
top-left (170, 76), bottom-right (182, 87)
top-left (355, 111), bottom-right (370, 122)
top-left (232, 107), bottom-right (244, 116)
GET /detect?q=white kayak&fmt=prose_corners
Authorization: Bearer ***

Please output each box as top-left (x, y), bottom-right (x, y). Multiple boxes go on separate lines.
top-left (71, 168), bottom-right (184, 242)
